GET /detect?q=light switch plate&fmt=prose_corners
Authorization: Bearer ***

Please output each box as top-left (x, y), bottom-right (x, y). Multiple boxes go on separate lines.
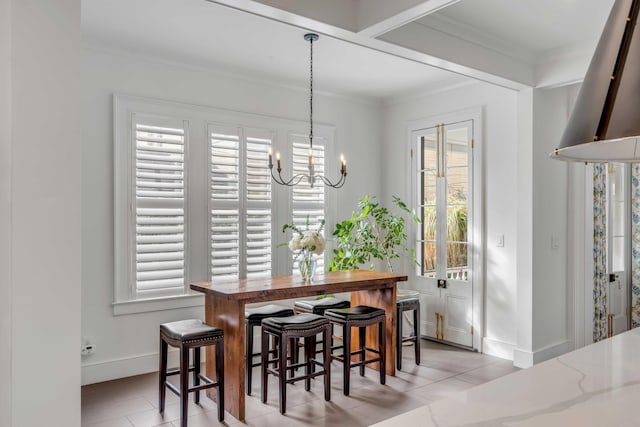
top-left (496, 234), bottom-right (504, 247)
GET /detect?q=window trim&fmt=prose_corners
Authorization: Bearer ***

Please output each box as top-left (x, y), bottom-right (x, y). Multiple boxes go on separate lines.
top-left (114, 93), bottom-right (337, 312)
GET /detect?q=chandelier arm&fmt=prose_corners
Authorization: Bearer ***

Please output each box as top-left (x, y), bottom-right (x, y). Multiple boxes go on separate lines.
top-left (270, 168), bottom-right (308, 187)
top-left (314, 172), bottom-right (347, 189)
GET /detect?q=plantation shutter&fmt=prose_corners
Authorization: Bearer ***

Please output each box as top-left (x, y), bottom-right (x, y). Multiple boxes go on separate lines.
top-left (133, 115), bottom-right (187, 297)
top-left (209, 125), bottom-right (272, 281)
top-left (291, 134), bottom-right (326, 271)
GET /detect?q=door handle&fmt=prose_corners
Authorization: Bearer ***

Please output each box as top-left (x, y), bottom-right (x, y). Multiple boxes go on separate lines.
top-left (435, 312), bottom-right (444, 340)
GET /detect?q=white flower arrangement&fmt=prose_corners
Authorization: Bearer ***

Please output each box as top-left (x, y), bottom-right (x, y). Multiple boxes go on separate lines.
top-left (282, 218), bottom-right (326, 256)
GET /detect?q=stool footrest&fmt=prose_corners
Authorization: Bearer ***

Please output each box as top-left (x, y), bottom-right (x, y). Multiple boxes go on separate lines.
top-left (266, 364), bottom-right (327, 385)
top-left (164, 374), bottom-right (219, 397)
top-left (166, 366), bottom-right (198, 377)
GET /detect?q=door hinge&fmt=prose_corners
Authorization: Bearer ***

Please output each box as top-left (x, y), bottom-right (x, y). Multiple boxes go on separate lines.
top-left (470, 325), bottom-right (474, 335)
top-left (471, 138), bottom-right (475, 149)
top-left (410, 148), bottom-right (414, 158)
top-left (626, 307), bottom-right (629, 317)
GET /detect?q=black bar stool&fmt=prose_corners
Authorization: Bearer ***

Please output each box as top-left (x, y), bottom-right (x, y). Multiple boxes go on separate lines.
top-left (159, 319), bottom-right (224, 426)
top-left (324, 305), bottom-right (386, 396)
top-left (294, 297), bottom-right (350, 354)
top-left (396, 293), bottom-right (421, 370)
top-left (245, 304), bottom-right (295, 395)
top-left (261, 313), bottom-right (332, 414)
top-left (293, 296), bottom-right (351, 314)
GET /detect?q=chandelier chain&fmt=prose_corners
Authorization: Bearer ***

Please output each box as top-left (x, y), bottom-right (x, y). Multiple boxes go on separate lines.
top-left (268, 33), bottom-right (347, 188)
top-left (309, 35), bottom-right (314, 148)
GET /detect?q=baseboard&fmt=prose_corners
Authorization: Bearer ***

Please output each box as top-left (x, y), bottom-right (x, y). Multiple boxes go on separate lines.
top-left (82, 348), bottom-right (205, 385)
top-left (532, 340), bottom-right (571, 364)
top-left (513, 340), bottom-right (571, 369)
top-left (482, 337), bottom-right (515, 361)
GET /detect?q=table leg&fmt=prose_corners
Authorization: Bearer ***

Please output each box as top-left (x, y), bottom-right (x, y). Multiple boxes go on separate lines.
top-left (351, 285), bottom-right (397, 376)
top-left (204, 295), bottom-right (246, 421)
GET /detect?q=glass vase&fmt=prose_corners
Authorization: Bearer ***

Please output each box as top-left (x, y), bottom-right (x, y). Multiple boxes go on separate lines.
top-left (298, 252), bottom-right (317, 282)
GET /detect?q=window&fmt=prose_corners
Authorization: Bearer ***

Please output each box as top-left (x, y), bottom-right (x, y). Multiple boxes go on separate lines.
top-left (114, 95), bottom-right (335, 313)
top-left (134, 117), bottom-right (188, 298)
top-left (291, 133), bottom-right (326, 271)
top-left (209, 125), bottom-right (274, 280)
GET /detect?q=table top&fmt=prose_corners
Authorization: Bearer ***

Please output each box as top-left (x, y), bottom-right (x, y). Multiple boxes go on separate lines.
top-left (372, 328), bottom-right (640, 427)
top-left (191, 270), bottom-right (407, 303)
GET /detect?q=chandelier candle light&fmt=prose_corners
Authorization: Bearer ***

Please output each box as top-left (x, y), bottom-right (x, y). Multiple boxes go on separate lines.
top-left (268, 33), bottom-right (347, 188)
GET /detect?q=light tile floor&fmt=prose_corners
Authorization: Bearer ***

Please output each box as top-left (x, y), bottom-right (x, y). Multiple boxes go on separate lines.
top-left (81, 340), bottom-right (519, 427)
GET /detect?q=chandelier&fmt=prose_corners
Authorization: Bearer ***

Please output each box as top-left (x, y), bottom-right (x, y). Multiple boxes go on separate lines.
top-left (268, 33), bottom-right (347, 188)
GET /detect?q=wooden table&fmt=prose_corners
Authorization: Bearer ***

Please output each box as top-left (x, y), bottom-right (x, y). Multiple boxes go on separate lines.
top-left (190, 270), bottom-right (408, 421)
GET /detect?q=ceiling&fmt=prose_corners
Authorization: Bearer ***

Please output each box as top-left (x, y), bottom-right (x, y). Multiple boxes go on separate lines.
top-left (81, 0), bottom-right (615, 100)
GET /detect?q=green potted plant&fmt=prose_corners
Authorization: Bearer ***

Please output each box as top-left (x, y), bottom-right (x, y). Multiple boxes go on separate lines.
top-left (329, 195), bottom-right (420, 273)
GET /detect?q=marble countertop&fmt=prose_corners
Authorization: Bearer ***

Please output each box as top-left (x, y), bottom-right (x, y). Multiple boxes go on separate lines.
top-left (373, 328), bottom-right (640, 426)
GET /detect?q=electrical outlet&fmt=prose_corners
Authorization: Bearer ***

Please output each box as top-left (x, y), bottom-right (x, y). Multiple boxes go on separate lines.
top-left (81, 344), bottom-right (96, 356)
top-left (81, 336), bottom-right (96, 356)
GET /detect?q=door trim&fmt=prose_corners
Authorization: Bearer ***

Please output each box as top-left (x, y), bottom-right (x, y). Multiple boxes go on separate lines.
top-left (405, 107), bottom-right (484, 351)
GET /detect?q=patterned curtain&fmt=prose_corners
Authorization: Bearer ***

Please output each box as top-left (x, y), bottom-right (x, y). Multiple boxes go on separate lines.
top-left (632, 164), bottom-right (640, 328)
top-left (593, 163), bottom-right (608, 342)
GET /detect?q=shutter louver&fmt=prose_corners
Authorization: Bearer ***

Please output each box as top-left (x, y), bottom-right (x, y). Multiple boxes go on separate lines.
top-left (291, 135), bottom-right (326, 271)
top-left (210, 126), bottom-right (272, 280)
top-left (134, 121), bottom-right (186, 296)
top-left (246, 209), bottom-right (271, 278)
top-left (210, 209), bottom-right (240, 280)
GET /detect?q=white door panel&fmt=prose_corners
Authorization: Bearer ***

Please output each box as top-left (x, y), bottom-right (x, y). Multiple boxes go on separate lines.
top-left (412, 118), bottom-right (476, 348)
top-left (422, 288), bottom-right (441, 338)
top-left (442, 291), bottom-right (472, 347)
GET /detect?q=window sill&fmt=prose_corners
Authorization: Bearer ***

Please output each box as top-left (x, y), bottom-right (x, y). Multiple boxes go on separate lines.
top-left (113, 293), bottom-right (204, 316)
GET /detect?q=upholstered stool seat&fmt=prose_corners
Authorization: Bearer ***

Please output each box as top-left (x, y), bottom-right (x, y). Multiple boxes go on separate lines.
top-left (261, 313), bottom-right (332, 414)
top-left (293, 297), bottom-right (351, 314)
top-left (159, 319), bottom-right (224, 426)
top-left (324, 305), bottom-right (386, 395)
top-left (245, 304), bottom-right (295, 396)
top-left (396, 295), bottom-right (420, 370)
top-left (294, 297), bottom-right (351, 355)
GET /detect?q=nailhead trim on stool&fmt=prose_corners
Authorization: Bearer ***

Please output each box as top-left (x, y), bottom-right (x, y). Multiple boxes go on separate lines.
top-left (159, 319), bottom-right (224, 426)
top-left (324, 305), bottom-right (386, 396)
top-left (245, 304), bottom-right (295, 395)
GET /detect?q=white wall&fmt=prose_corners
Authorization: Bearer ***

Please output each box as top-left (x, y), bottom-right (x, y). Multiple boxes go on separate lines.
top-left (81, 48), bottom-right (383, 384)
top-left (382, 82), bottom-right (520, 359)
top-left (515, 85), bottom-right (573, 367)
top-left (4, 0), bottom-right (82, 425)
top-left (532, 86), bottom-right (571, 356)
top-left (0, 0), bottom-right (12, 425)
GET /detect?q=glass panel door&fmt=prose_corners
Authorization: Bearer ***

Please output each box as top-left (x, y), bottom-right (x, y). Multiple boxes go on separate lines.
top-left (413, 119), bottom-right (473, 347)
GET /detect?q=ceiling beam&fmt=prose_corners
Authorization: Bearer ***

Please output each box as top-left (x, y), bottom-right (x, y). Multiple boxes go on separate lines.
top-left (356, 0), bottom-right (461, 38)
top-left (204, 0), bottom-right (530, 90)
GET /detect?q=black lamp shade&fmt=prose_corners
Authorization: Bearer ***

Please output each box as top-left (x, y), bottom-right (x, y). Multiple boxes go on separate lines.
top-left (552, 0), bottom-right (640, 162)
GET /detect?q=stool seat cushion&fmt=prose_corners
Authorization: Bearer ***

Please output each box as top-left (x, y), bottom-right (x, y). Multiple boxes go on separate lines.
top-left (294, 297), bottom-right (351, 314)
top-left (325, 305), bottom-right (385, 321)
top-left (396, 289), bottom-right (420, 301)
top-left (160, 319), bottom-right (223, 342)
top-left (246, 304), bottom-right (295, 321)
top-left (262, 313), bottom-right (329, 331)
top-left (397, 297), bottom-right (420, 308)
